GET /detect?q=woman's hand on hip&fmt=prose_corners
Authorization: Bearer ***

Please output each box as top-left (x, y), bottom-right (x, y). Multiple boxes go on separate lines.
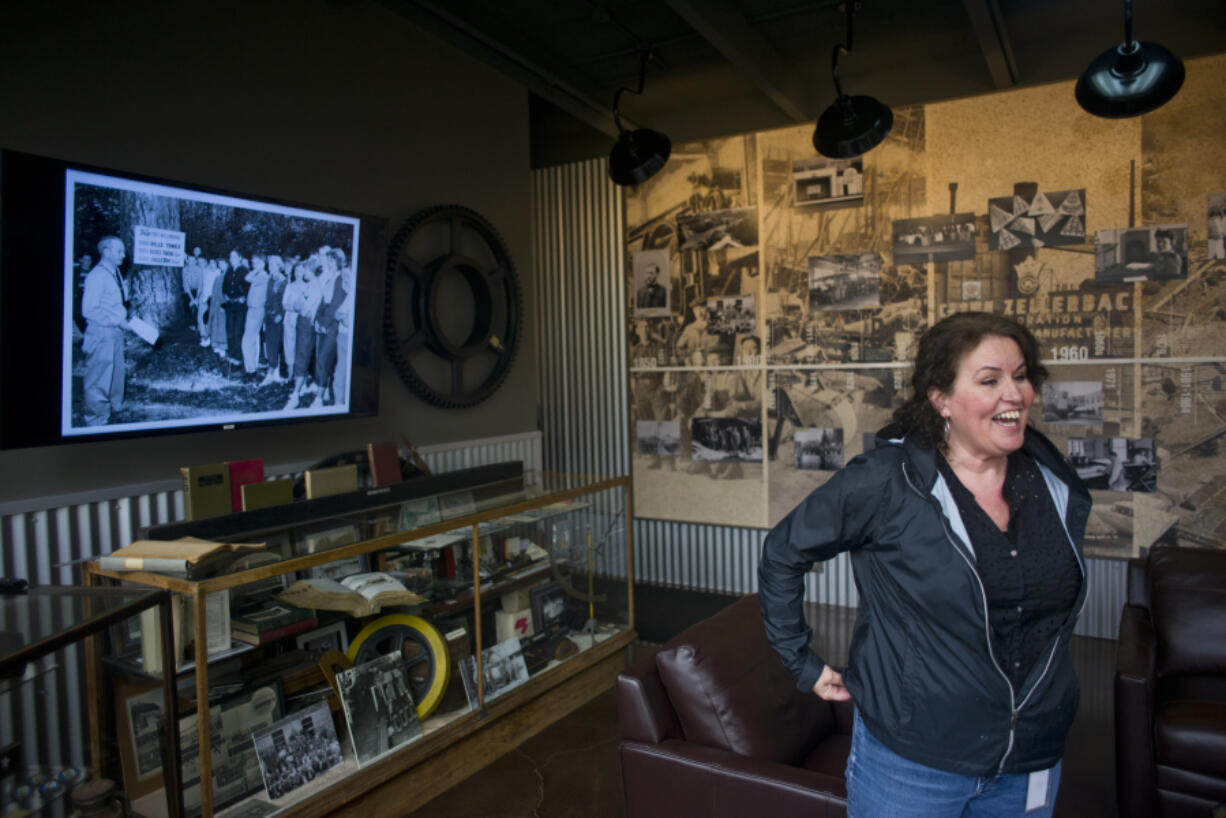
top-left (813, 664), bottom-right (850, 701)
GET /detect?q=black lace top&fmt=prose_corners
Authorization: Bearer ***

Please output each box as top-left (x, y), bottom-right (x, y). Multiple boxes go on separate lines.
top-left (936, 450), bottom-right (1082, 692)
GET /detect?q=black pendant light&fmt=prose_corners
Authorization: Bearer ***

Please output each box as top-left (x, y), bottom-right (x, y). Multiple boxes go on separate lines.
top-left (813, 2), bottom-right (892, 159)
top-left (1075, 0), bottom-right (1184, 118)
top-left (608, 52), bottom-right (671, 186)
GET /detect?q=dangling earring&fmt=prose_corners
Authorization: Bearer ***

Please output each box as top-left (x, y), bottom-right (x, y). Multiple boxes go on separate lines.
top-left (943, 417), bottom-right (950, 439)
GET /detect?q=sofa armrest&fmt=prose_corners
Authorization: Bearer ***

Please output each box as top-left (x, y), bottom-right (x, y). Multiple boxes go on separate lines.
top-left (620, 739), bottom-right (845, 818)
top-left (618, 653), bottom-right (682, 745)
top-left (1115, 603), bottom-right (1157, 818)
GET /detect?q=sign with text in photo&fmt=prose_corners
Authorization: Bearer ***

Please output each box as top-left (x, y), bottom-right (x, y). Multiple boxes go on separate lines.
top-left (133, 225), bottom-right (186, 267)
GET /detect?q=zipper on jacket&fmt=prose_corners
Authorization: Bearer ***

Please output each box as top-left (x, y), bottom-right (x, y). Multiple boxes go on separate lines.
top-left (902, 461), bottom-right (1019, 772)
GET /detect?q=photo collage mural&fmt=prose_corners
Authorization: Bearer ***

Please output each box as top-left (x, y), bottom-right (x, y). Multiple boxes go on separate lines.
top-left (625, 54), bottom-right (1226, 559)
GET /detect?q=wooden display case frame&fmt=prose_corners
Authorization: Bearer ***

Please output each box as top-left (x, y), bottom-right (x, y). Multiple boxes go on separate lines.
top-left (87, 473), bottom-right (634, 817)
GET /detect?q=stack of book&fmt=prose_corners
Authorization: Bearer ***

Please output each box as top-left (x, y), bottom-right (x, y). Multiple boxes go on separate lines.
top-left (231, 601), bottom-right (318, 646)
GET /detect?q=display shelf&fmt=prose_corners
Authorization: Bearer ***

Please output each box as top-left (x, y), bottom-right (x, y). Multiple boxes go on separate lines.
top-left (88, 471), bottom-right (633, 818)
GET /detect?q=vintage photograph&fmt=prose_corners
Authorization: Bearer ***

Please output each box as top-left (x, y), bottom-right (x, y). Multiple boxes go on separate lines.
top-left (791, 156), bottom-right (864, 207)
top-left (794, 428), bottom-right (844, 470)
top-left (180, 684), bottom-right (282, 815)
top-left (64, 169), bottom-right (361, 437)
top-left (690, 417), bottom-right (762, 463)
top-left (459, 637), bottom-right (531, 707)
top-left (892, 213), bottom-right (977, 263)
top-left (337, 653), bottom-right (422, 767)
top-left (252, 701), bottom-right (343, 801)
top-left (300, 523), bottom-right (360, 555)
top-left (988, 188), bottom-right (1086, 250)
top-left (530, 581), bottom-right (570, 636)
top-left (808, 254), bottom-right (881, 312)
top-left (962, 280), bottom-right (982, 301)
top-left (675, 207), bottom-right (758, 251)
top-left (1209, 193), bottom-right (1225, 259)
top-left (706, 294), bottom-right (756, 335)
top-left (1041, 381), bottom-right (1104, 425)
top-left (1067, 437), bottom-right (1157, 493)
top-left (632, 248), bottom-right (671, 317)
top-left (636, 419), bottom-right (681, 455)
top-left (295, 621), bottom-right (350, 656)
top-left (1095, 224), bottom-right (1189, 281)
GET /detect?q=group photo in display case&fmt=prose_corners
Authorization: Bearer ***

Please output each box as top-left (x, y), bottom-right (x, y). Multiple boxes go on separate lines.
top-left (626, 53), bottom-right (1226, 558)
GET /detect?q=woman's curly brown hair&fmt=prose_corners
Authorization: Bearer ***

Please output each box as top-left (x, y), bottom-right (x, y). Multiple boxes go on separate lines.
top-left (891, 312), bottom-right (1048, 451)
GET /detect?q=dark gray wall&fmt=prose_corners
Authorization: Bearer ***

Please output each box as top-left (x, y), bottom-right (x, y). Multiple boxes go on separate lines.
top-left (0, 0), bottom-right (536, 504)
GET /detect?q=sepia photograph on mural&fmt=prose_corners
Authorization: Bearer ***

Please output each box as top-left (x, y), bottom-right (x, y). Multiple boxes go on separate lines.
top-left (794, 427), bottom-right (844, 470)
top-left (1095, 224), bottom-right (1190, 282)
top-left (767, 366), bottom-right (907, 527)
top-left (1041, 380), bottom-right (1105, 425)
top-left (988, 188), bottom-right (1086, 251)
top-left (1140, 362), bottom-right (1226, 551)
top-left (808, 253), bottom-right (881, 312)
top-left (792, 156), bottom-right (864, 208)
top-left (1210, 193), bottom-right (1225, 259)
top-left (631, 369), bottom-right (766, 528)
top-left (892, 212), bottom-right (977, 264)
top-left (632, 248), bottom-right (671, 318)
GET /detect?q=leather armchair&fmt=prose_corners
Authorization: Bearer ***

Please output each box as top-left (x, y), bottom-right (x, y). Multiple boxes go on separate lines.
top-left (618, 593), bottom-right (851, 818)
top-left (1116, 545), bottom-right (1226, 817)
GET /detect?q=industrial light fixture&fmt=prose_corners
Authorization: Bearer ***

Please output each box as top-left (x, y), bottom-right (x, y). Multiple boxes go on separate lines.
top-left (813, 1), bottom-right (892, 159)
top-left (1075, 0), bottom-right (1184, 118)
top-left (608, 52), bottom-right (671, 186)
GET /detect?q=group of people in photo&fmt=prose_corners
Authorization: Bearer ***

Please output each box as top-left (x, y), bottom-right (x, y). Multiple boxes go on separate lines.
top-left (258, 721), bottom-right (343, 800)
top-left (179, 243), bottom-right (355, 409)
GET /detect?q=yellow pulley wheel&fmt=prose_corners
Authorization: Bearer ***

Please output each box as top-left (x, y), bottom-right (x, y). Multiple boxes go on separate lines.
top-left (347, 614), bottom-right (450, 720)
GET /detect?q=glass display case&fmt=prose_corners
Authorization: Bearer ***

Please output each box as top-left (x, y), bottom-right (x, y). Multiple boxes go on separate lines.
top-left (1, 586), bottom-right (182, 818)
top-left (86, 470), bottom-right (633, 818)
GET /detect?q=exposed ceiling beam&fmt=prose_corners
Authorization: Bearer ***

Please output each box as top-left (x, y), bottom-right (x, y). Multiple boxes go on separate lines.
top-left (961, 0), bottom-right (1018, 87)
top-left (663, 0), bottom-right (813, 123)
top-left (377, 0), bottom-right (630, 139)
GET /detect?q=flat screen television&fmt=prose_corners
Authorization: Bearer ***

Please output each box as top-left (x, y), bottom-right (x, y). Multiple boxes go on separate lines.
top-left (0, 149), bottom-right (385, 449)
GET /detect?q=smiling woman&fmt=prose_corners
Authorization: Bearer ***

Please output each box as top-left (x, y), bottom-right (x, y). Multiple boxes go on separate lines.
top-left (759, 312), bottom-right (1091, 818)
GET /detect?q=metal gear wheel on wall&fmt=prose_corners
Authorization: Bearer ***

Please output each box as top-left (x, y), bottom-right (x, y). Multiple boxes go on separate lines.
top-left (383, 205), bottom-right (521, 408)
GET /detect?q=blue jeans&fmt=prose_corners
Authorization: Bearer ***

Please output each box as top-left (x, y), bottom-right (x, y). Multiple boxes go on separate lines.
top-left (846, 709), bottom-right (1061, 817)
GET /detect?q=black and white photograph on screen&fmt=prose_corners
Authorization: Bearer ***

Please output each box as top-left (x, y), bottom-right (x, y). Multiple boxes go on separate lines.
top-left (808, 254), bottom-right (881, 311)
top-left (794, 428), bottom-right (844, 470)
top-left (336, 653), bottom-right (422, 767)
top-left (792, 156), bottom-right (864, 207)
top-left (706, 295), bottom-right (756, 335)
top-left (1209, 193), bottom-right (1226, 259)
top-left (632, 249), bottom-right (671, 318)
top-left (892, 213), bottom-right (977, 263)
top-left (458, 637), bottom-right (531, 707)
top-left (64, 169), bottom-right (362, 438)
top-left (988, 188), bottom-right (1085, 250)
top-left (691, 417), bottom-right (763, 463)
top-left (1067, 437), bottom-right (1157, 493)
top-left (1095, 224), bottom-right (1189, 281)
top-left (636, 419), bottom-right (681, 455)
top-left (252, 701), bottom-right (343, 801)
top-left (1041, 381), bottom-right (1103, 424)
top-left (180, 683), bottom-right (283, 816)
top-left (675, 207), bottom-right (758, 252)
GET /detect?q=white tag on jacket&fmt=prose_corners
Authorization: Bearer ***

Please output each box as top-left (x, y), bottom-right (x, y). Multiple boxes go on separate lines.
top-left (1025, 768), bottom-right (1050, 812)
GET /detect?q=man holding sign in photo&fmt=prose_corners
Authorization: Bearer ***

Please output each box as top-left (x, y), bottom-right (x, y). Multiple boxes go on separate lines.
top-left (81, 235), bottom-right (128, 425)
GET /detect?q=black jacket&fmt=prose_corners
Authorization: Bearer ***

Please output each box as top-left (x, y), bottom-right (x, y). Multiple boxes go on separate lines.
top-left (759, 426), bottom-right (1090, 776)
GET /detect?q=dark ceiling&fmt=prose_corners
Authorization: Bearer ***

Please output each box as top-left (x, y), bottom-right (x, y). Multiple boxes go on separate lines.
top-left (377, 0), bottom-right (1226, 168)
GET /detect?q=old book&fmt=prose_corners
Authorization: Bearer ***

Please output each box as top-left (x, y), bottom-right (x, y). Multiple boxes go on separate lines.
top-left (226, 458), bottom-right (265, 512)
top-left (304, 464), bottom-right (358, 499)
top-left (181, 462), bottom-right (231, 521)
top-left (102, 537), bottom-right (264, 574)
top-left (231, 616), bottom-right (317, 646)
top-left (241, 477), bottom-right (293, 511)
top-left (277, 572), bottom-right (426, 617)
top-left (366, 441), bottom-right (402, 487)
top-left (231, 601), bottom-right (315, 634)
top-left (140, 589), bottom-right (231, 672)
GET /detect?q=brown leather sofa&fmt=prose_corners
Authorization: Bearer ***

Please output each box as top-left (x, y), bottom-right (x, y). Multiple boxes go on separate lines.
top-left (1116, 545), bottom-right (1226, 817)
top-left (617, 593), bottom-right (851, 818)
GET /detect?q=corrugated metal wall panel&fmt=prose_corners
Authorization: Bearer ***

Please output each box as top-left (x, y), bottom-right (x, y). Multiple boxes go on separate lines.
top-left (529, 158), bottom-right (1126, 641)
